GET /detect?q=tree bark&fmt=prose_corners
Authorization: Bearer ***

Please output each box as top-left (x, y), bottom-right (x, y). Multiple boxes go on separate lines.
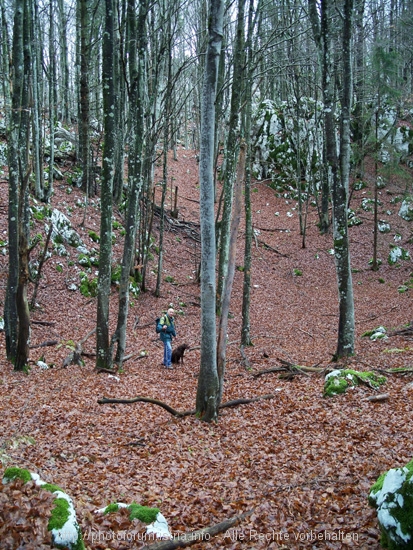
top-left (217, 143), bottom-right (246, 403)
top-left (216, 0), bottom-right (246, 314)
top-left (196, 0), bottom-right (225, 423)
top-left (113, 0), bottom-right (149, 368)
top-left (5, 0), bottom-right (24, 364)
top-left (96, 0), bottom-right (115, 370)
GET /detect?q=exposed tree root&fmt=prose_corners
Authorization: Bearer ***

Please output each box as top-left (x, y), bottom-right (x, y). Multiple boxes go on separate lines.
top-left (98, 394), bottom-right (276, 417)
top-left (141, 509), bottom-right (253, 550)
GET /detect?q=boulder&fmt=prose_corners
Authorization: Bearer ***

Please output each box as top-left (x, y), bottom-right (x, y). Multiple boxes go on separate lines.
top-left (369, 458), bottom-right (413, 549)
top-left (399, 198), bottom-right (413, 222)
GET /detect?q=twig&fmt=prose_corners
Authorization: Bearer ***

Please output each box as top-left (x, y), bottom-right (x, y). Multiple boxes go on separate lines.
top-left (98, 394), bottom-right (277, 417)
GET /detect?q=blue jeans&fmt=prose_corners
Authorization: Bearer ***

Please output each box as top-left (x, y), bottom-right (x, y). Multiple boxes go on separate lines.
top-left (163, 340), bottom-right (172, 367)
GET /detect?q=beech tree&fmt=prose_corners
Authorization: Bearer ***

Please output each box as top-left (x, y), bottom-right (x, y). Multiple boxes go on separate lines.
top-left (196, 0), bottom-right (224, 423)
top-left (308, 0), bottom-right (355, 358)
top-left (96, 0), bottom-right (116, 370)
top-left (216, 0), bottom-right (246, 315)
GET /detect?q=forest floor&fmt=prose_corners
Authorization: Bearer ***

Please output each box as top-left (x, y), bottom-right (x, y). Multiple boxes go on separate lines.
top-left (1, 149), bottom-right (413, 549)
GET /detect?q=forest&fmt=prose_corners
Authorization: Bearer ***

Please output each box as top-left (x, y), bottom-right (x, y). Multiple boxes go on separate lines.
top-left (1, 0), bottom-right (413, 548)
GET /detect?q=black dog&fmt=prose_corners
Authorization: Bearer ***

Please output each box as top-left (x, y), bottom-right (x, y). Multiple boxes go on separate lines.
top-left (171, 344), bottom-right (190, 365)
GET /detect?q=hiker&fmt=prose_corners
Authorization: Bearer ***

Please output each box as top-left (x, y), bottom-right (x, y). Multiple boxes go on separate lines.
top-left (157, 308), bottom-right (176, 369)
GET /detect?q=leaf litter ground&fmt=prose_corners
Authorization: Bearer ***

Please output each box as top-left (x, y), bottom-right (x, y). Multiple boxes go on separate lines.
top-left (1, 151), bottom-right (413, 549)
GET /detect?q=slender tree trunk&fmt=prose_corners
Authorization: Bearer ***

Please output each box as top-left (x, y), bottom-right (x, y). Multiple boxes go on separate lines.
top-left (240, 0), bottom-right (256, 347)
top-left (309, 0), bottom-right (355, 359)
top-left (334, 0), bottom-right (355, 358)
top-left (78, 0), bottom-right (91, 196)
top-left (114, 0), bottom-right (149, 367)
top-left (15, 167), bottom-right (31, 371)
top-left (216, 143), bottom-right (246, 403)
top-left (5, 0), bottom-right (24, 364)
top-left (29, 0), bottom-right (44, 200)
top-left (96, 0), bottom-right (115, 370)
top-left (196, 0), bottom-right (224, 423)
top-left (57, 0), bottom-right (69, 123)
top-left (46, 0), bottom-right (55, 201)
top-left (216, 0), bottom-right (245, 315)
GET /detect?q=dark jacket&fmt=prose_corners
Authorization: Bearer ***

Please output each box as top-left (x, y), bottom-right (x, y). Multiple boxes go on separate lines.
top-left (157, 314), bottom-right (176, 342)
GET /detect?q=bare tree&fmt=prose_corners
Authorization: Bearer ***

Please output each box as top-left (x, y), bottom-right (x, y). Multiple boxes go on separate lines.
top-left (196, 0), bottom-right (224, 423)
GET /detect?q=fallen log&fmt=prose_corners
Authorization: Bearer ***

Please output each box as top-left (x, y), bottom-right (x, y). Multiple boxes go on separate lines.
top-left (98, 394), bottom-right (276, 417)
top-left (141, 509), bottom-right (253, 550)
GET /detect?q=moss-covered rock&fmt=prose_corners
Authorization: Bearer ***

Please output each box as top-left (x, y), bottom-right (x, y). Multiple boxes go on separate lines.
top-left (96, 501), bottom-right (170, 539)
top-left (3, 466), bottom-right (32, 484)
top-left (323, 369), bottom-right (386, 397)
top-left (369, 458), bottom-right (413, 549)
top-left (2, 468), bottom-right (84, 550)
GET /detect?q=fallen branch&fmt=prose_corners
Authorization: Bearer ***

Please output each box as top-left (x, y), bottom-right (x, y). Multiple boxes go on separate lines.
top-left (142, 510), bottom-right (253, 550)
top-left (98, 394), bottom-right (277, 417)
top-left (29, 340), bottom-right (58, 349)
top-left (257, 239), bottom-right (287, 256)
top-left (98, 396), bottom-right (194, 417)
top-left (278, 358), bottom-right (324, 373)
top-left (253, 366), bottom-right (288, 378)
top-left (362, 393), bottom-right (390, 402)
top-left (374, 366), bottom-right (413, 375)
top-left (31, 320), bottom-right (56, 326)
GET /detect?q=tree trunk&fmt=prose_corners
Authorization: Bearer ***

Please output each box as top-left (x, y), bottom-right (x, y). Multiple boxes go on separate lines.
top-left (78, 0), bottom-right (91, 196)
top-left (196, 0), bottom-right (224, 423)
top-left (15, 168), bottom-right (31, 371)
top-left (217, 143), bottom-right (246, 403)
top-left (46, 0), bottom-right (55, 201)
top-left (240, 0), bottom-right (256, 347)
top-left (96, 0), bottom-right (115, 370)
top-left (216, 0), bottom-right (245, 315)
top-left (5, 0), bottom-right (24, 363)
top-left (114, 0), bottom-right (149, 367)
top-left (334, 0), bottom-right (355, 358)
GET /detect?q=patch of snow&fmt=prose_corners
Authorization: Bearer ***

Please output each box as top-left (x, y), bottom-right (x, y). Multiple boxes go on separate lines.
top-left (325, 370), bottom-right (342, 380)
top-left (51, 490), bottom-right (81, 547)
top-left (146, 512), bottom-right (172, 540)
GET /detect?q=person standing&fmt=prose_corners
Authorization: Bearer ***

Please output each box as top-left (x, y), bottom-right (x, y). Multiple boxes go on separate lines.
top-left (157, 308), bottom-right (176, 369)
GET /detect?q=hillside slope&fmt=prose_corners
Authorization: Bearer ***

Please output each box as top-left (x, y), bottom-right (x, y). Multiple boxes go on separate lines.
top-left (0, 149), bottom-right (413, 549)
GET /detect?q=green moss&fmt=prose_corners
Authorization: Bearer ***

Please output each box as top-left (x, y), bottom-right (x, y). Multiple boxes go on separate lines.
top-left (324, 374), bottom-right (349, 396)
top-left (3, 466), bottom-right (32, 483)
top-left (88, 230), bottom-right (100, 243)
top-left (324, 369), bottom-right (386, 397)
top-left (128, 503), bottom-right (160, 524)
top-left (42, 483), bottom-right (64, 493)
top-left (368, 472), bottom-right (387, 505)
top-left (103, 502), bottom-right (120, 514)
top-left (111, 265), bottom-right (122, 284)
top-left (369, 459), bottom-right (413, 550)
top-left (48, 497), bottom-right (70, 531)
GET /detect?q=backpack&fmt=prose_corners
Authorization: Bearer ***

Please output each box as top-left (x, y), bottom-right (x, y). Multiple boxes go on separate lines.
top-left (155, 315), bottom-right (170, 333)
top-left (155, 317), bottom-right (162, 333)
